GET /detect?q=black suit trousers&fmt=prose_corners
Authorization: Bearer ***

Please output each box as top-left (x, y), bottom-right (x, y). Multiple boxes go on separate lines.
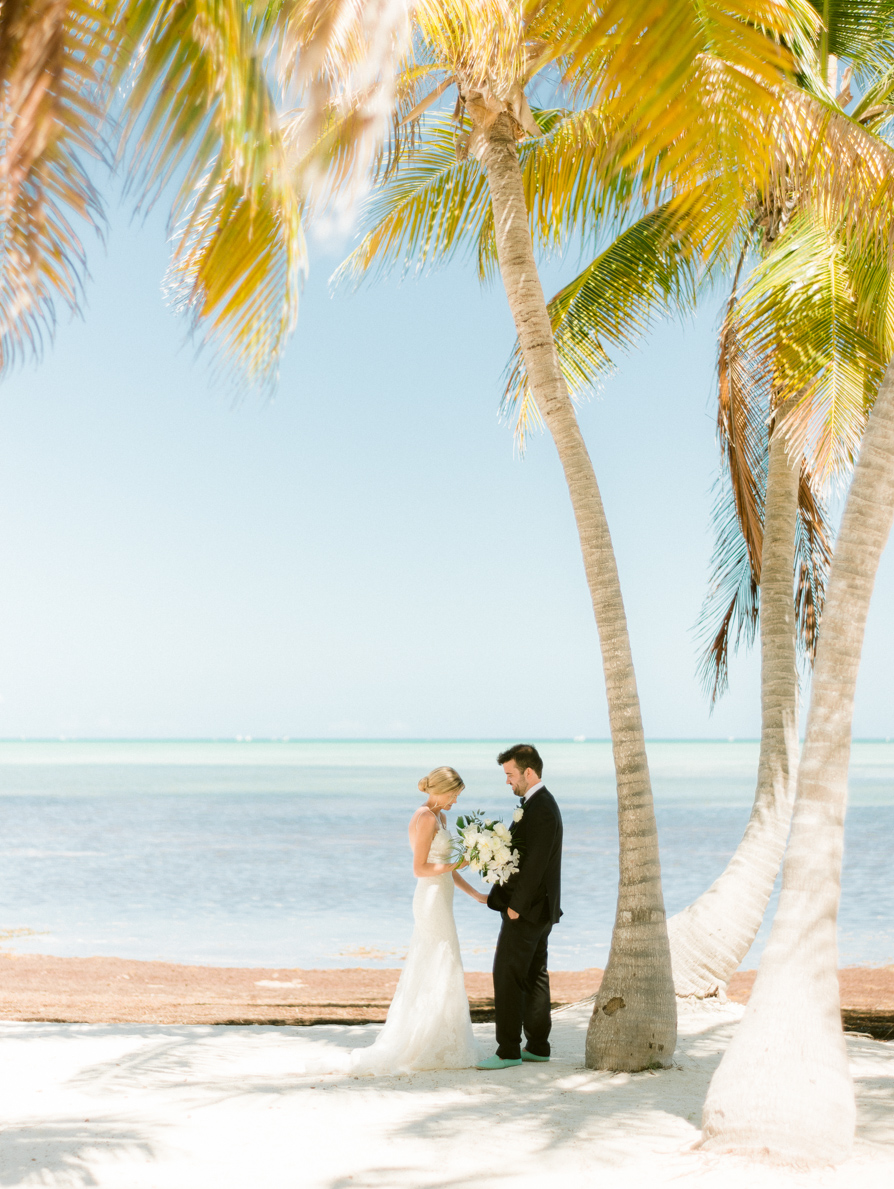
top-left (493, 912), bottom-right (552, 1060)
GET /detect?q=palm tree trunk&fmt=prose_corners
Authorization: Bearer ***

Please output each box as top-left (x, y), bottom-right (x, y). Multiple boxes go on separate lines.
top-left (701, 359), bottom-right (894, 1163)
top-left (475, 110), bottom-right (676, 1072)
top-left (668, 420), bottom-right (800, 996)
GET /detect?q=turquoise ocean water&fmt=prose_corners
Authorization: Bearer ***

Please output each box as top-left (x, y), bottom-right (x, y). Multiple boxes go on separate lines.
top-left (0, 739), bottom-right (891, 972)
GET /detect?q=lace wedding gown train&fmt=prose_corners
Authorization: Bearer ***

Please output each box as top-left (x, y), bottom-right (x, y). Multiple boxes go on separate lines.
top-left (349, 826), bottom-right (480, 1074)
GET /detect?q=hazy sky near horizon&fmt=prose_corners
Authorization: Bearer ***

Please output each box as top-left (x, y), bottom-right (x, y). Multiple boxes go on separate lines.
top-left (1, 190), bottom-right (893, 741)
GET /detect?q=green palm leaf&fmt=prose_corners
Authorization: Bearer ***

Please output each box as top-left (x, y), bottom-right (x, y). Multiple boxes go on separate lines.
top-left (732, 217), bottom-right (885, 481)
top-left (501, 195), bottom-right (731, 444)
top-left (333, 116), bottom-right (493, 285)
top-left (820, 0), bottom-right (894, 75)
top-left (333, 104), bottom-right (641, 289)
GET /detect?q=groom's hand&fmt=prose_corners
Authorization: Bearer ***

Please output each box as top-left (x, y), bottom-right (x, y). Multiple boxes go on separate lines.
top-left (507, 908), bottom-right (519, 920)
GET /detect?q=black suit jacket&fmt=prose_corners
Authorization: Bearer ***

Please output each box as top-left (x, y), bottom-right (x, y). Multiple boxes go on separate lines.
top-left (487, 786), bottom-right (563, 926)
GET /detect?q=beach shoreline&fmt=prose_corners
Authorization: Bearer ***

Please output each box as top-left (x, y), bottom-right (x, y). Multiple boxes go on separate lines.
top-left (1, 953), bottom-right (893, 1036)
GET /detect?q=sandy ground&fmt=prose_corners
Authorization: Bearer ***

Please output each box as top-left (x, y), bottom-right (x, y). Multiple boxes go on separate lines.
top-left (0, 998), bottom-right (892, 1188)
top-left (0, 955), bottom-right (599, 1024)
top-left (2, 955), bottom-right (893, 1035)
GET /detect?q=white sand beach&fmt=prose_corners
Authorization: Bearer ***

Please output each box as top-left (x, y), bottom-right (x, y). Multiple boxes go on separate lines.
top-left (0, 998), bottom-right (891, 1188)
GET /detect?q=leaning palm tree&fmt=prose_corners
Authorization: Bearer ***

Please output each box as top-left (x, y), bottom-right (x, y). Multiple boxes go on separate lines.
top-left (701, 235), bottom-right (894, 1160)
top-left (310, 0), bottom-right (820, 1070)
top-left (667, 5), bottom-right (894, 1000)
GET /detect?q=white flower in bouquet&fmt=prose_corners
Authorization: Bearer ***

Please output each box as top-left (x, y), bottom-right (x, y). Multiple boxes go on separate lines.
top-left (452, 810), bottom-right (521, 887)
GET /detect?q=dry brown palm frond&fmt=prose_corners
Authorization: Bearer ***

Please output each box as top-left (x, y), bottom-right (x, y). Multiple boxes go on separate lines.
top-left (696, 441), bottom-right (832, 704)
top-left (795, 460), bottom-right (832, 668)
top-left (716, 244), bottom-right (771, 583)
top-left (699, 214), bottom-right (846, 702)
top-left (699, 293), bottom-right (833, 705)
top-left (698, 299), bottom-right (769, 703)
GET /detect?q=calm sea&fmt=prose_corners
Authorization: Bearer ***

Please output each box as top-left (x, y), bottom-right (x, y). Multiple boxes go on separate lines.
top-left (0, 740), bottom-right (891, 972)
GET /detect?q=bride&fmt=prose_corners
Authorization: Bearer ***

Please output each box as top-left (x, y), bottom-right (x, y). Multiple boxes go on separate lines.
top-left (350, 766), bottom-right (486, 1074)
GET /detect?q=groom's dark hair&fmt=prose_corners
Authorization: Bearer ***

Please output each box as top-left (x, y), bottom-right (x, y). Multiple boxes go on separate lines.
top-left (497, 744), bottom-right (543, 777)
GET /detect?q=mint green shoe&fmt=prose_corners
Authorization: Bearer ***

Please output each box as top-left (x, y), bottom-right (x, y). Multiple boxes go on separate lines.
top-left (475, 1054), bottom-right (523, 1070)
top-left (521, 1050), bottom-right (550, 1062)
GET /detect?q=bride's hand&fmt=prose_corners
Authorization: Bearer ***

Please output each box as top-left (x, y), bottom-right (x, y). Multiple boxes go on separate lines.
top-left (475, 891), bottom-right (488, 905)
top-left (453, 859), bottom-right (469, 871)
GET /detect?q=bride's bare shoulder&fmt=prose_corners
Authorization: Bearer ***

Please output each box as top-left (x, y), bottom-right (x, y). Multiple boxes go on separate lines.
top-left (409, 806), bottom-right (439, 836)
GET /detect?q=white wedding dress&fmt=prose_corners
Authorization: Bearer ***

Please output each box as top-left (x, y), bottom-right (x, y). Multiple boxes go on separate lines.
top-left (349, 825), bottom-right (480, 1074)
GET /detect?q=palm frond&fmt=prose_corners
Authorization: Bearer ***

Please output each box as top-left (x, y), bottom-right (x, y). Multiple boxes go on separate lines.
top-left (555, 0), bottom-right (815, 98)
top-left (413, 0), bottom-right (533, 97)
top-left (271, 0), bottom-right (413, 186)
top-left (0, 0), bottom-right (108, 373)
top-left (696, 442), bottom-right (832, 704)
top-left (163, 170), bottom-right (305, 386)
top-left (794, 459), bottom-right (832, 667)
top-left (331, 114), bottom-right (492, 285)
top-left (849, 64), bottom-right (894, 136)
top-left (731, 216), bottom-right (884, 483)
top-left (717, 246), bottom-right (774, 575)
top-left (697, 260), bottom-right (772, 704)
top-left (501, 197), bottom-right (721, 446)
top-left (519, 105), bottom-right (640, 252)
top-left (113, 0), bottom-right (305, 386)
top-left (775, 89), bottom-right (894, 253)
top-left (551, 0), bottom-right (820, 205)
top-left (824, 1), bottom-right (894, 77)
top-left (699, 269), bottom-right (832, 704)
top-left (696, 466), bottom-right (762, 706)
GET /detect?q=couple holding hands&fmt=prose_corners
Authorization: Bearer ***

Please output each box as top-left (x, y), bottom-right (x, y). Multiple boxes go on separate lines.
top-left (350, 743), bottom-right (563, 1076)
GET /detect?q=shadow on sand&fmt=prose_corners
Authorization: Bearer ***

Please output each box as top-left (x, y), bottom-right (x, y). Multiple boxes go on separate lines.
top-left (0, 1120), bottom-right (153, 1187)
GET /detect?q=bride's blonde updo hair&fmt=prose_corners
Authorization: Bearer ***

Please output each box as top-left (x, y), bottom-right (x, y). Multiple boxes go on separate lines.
top-left (418, 766), bottom-right (464, 798)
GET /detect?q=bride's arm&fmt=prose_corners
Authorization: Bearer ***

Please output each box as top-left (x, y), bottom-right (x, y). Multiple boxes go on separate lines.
top-left (411, 811), bottom-right (462, 878)
top-left (452, 869), bottom-right (488, 904)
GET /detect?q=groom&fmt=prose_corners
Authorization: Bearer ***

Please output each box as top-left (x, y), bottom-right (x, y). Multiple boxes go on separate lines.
top-left (476, 744), bottom-right (563, 1070)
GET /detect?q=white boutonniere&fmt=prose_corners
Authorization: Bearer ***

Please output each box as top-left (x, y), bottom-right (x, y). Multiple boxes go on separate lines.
top-left (513, 806), bottom-right (524, 823)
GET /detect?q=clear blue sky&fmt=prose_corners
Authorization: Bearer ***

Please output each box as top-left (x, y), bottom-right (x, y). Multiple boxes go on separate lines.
top-left (0, 189), bottom-right (892, 740)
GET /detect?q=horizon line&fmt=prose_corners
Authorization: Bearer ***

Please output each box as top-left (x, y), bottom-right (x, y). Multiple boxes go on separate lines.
top-left (0, 735), bottom-right (891, 744)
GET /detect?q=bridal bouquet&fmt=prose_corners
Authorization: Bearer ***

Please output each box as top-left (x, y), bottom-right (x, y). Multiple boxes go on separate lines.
top-left (453, 809), bottom-right (523, 886)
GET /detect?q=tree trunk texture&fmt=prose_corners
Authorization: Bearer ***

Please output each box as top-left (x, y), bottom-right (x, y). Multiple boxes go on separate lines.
top-left (475, 111), bottom-right (676, 1071)
top-left (701, 359), bottom-right (894, 1163)
top-left (668, 424), bottom-right (801, 997)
